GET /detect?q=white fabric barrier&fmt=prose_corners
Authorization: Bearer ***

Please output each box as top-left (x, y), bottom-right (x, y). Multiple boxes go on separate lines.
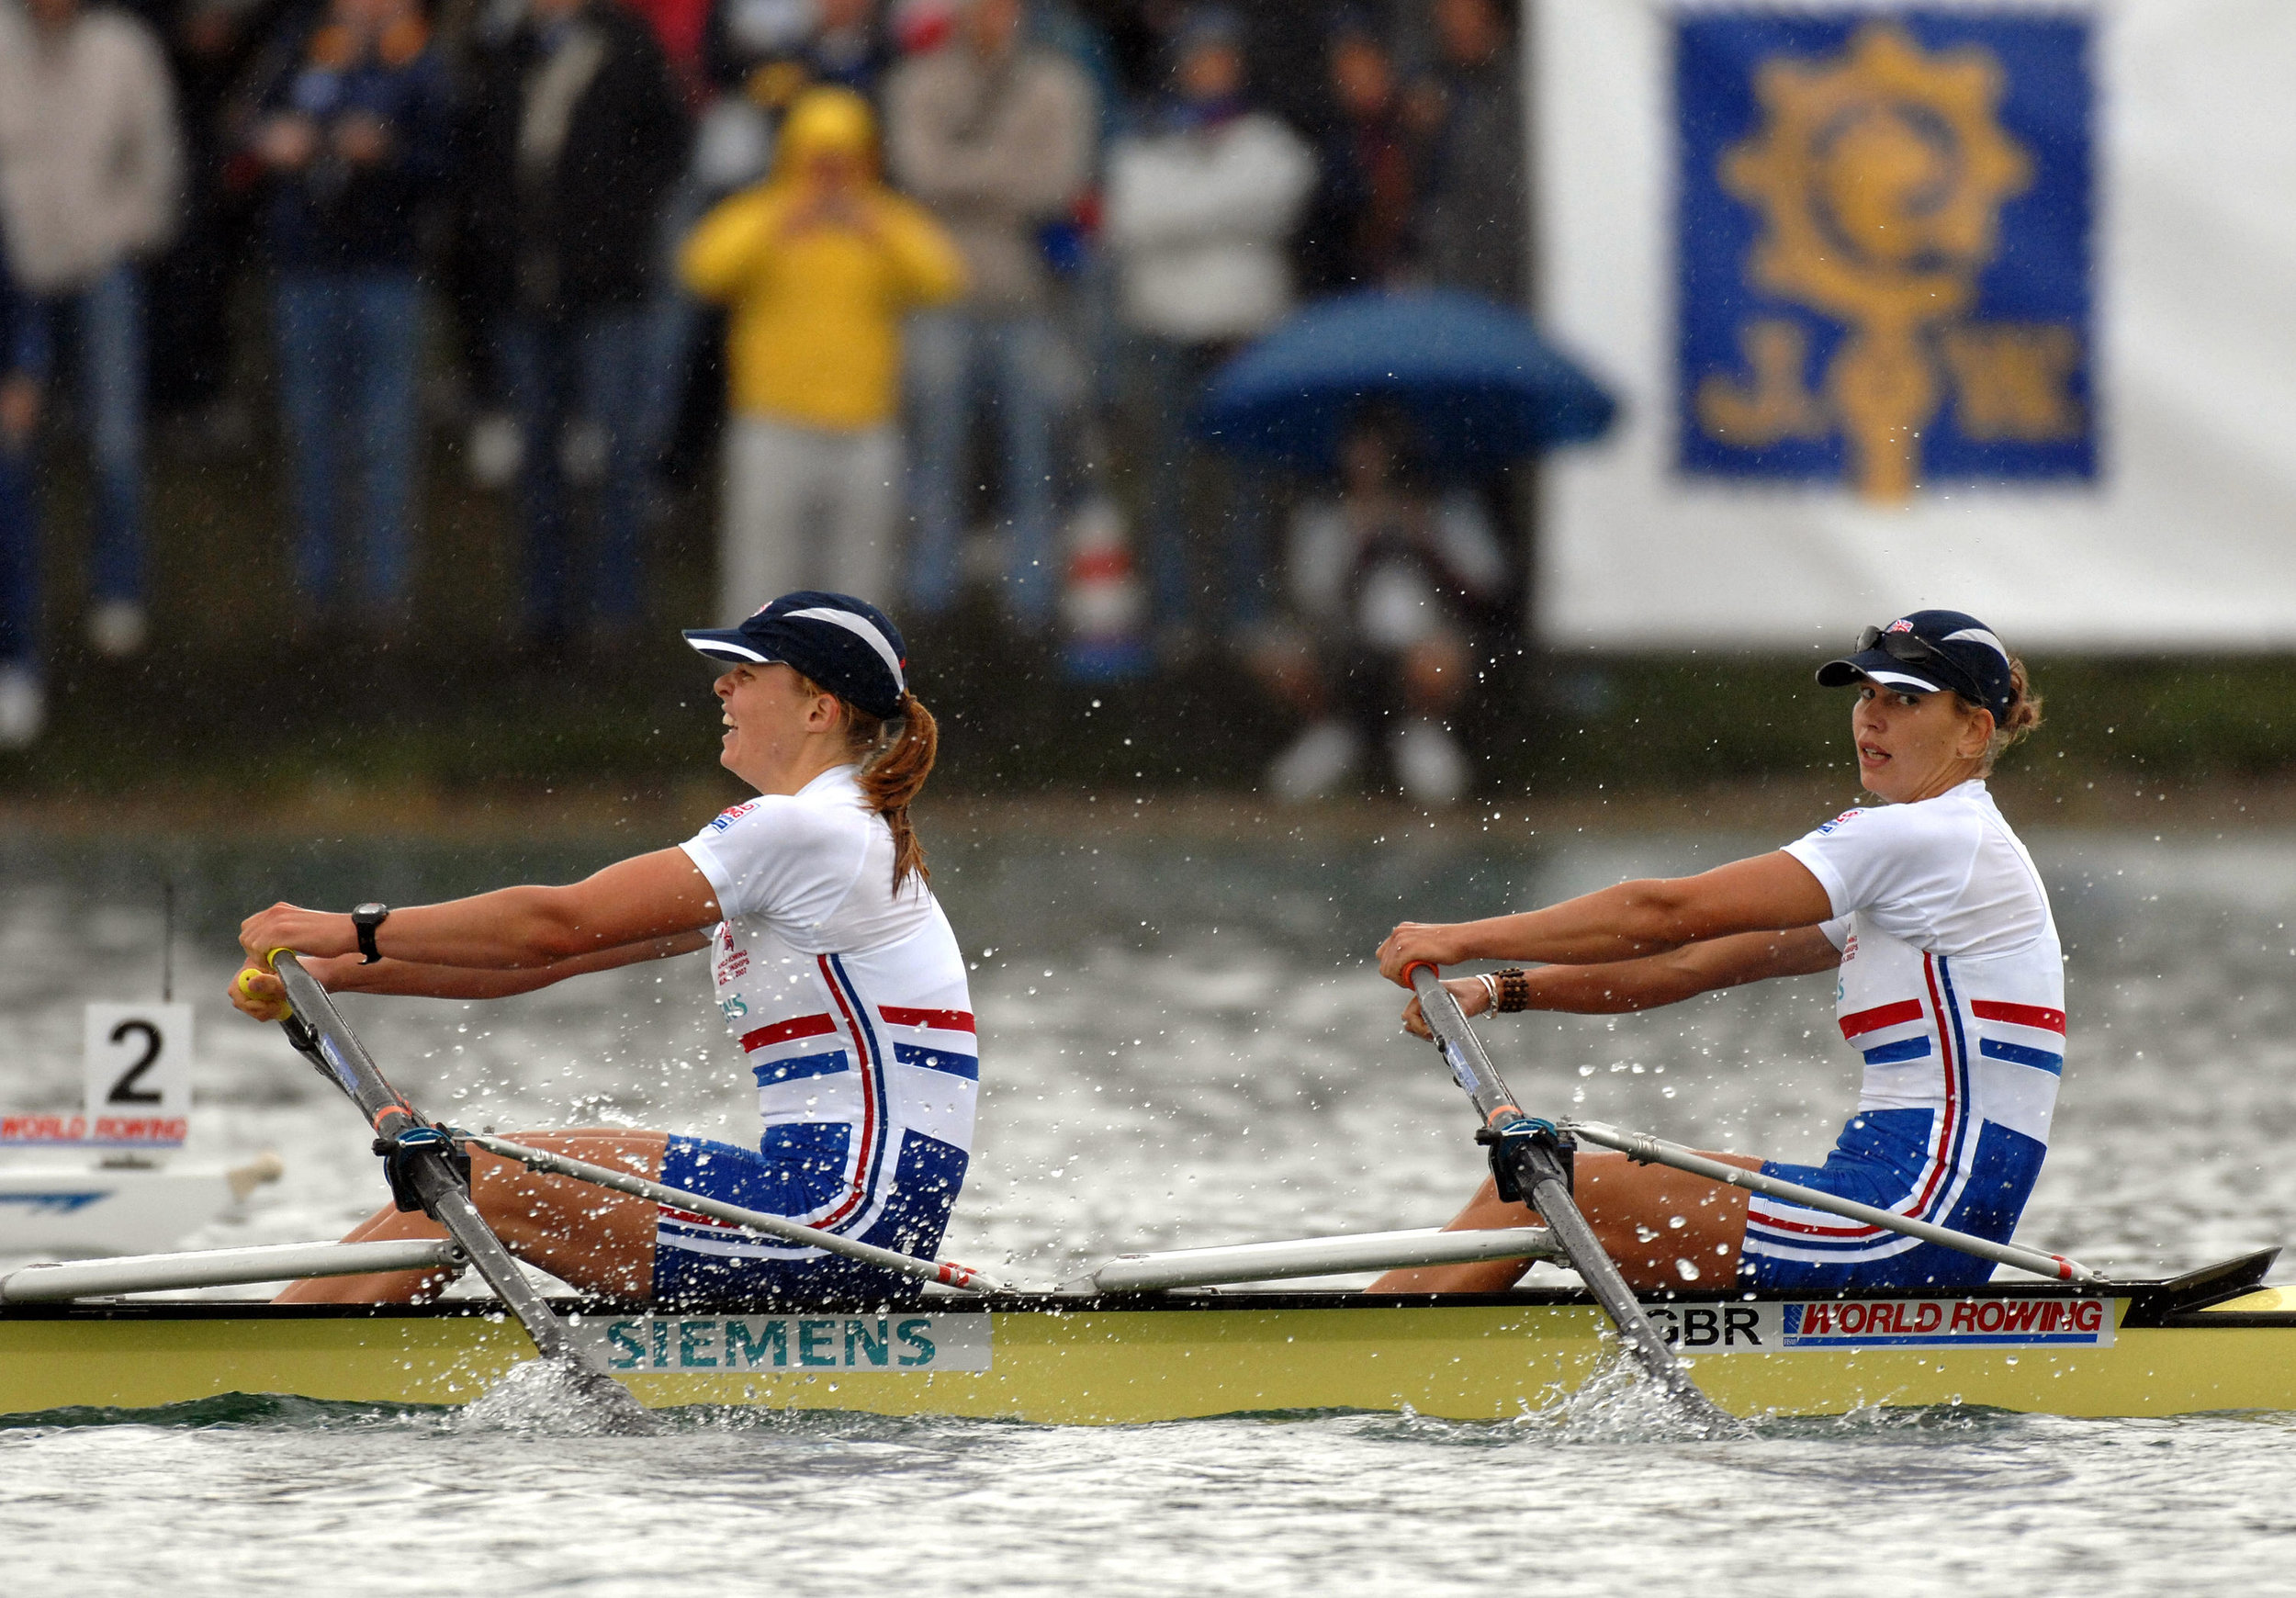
top-left (1534, 0), bottom-right (2296, 650)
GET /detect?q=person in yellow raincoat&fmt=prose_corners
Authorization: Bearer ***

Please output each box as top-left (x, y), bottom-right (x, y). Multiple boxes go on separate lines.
top-left (681, 85), bottom-right (965, 623)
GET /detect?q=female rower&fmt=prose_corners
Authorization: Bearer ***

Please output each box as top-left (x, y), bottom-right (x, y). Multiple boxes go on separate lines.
top-left (1374, 610), bottom-right (2058, 1293)
top-left (228, 592), bottom-right (981, 1308)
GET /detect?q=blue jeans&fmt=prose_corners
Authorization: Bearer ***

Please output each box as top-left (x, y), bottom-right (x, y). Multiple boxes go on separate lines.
top-left (636, 174), bottom-right (711, 478)
top-left (1129, 333), bottom-right (1269, 638)
top-left (0, 408), bottom-right (34, 670)
top-left (906, 309), bottom-right (1060, 628)
top-left (26, 264), bottom-right (146, 609)
top-left (501, 309), bottom-right (651, 632)
top-left (274, 272), bottom-right (424, 613)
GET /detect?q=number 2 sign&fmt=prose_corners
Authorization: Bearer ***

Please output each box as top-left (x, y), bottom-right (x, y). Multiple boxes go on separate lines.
top-left (82, 1004), bottom-right (192, 1147)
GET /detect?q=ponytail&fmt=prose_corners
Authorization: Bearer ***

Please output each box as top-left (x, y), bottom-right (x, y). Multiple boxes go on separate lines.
top-left (1975, 656), bottom-right (2043, 771)
top-left (845, 690), bottom-right (939, 891)
top-left (796, 675), bottom-right (940, 889)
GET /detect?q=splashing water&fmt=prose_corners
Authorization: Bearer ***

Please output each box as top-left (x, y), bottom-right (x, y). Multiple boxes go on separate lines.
top-left (456, 1357), bottom-right (658, 1437)
top-left (1503, 1347), bottom-right (1752, 1445)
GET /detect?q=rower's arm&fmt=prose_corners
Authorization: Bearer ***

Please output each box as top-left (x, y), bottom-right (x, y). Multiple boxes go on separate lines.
top-left (1518, 924), bottom-right (1841, 1014)
top-left (315, 929), bottom-right (714, 1001)
top-left (1378, 850), bottom-right (1834, 981)
top-left (238, 848), bottom-right (724, 972)
top-left (1399, 924), bottom-right (1839, 1037)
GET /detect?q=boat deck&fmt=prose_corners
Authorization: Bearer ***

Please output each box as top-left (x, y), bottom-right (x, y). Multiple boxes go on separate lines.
top-left (2, 1253), bottom-right (2290, 1423)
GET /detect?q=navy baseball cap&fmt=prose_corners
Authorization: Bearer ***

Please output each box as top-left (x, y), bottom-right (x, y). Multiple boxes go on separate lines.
top-left (1818, 610), bottom-right (2017, 722)
top-left (683, 591), bottom-right (908, 720)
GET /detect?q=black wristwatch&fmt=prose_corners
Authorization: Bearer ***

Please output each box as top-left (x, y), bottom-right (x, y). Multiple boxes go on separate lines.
top-left (352, 903), bottom-right (390, 964)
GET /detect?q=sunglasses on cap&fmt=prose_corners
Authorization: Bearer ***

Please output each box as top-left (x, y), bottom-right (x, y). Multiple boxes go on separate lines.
top-left (1854, 626), bottom-right (1987, 704)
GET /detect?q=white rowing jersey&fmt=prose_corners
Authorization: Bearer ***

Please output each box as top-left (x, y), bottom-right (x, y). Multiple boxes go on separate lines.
top-left (678, 765), bottom-right (977, 1244)
top-left (1758, 778), bottom-right (2065, 1266)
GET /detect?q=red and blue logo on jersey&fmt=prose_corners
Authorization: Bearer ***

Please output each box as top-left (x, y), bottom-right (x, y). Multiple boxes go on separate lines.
top-left (710, 801), bottom-right (760, 833)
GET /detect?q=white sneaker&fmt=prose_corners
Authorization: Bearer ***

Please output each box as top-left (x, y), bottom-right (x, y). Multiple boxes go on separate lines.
top-left (1391, 716), bottom-right (1469, 805)
top-left (467, 411), bottom-right (523, 490)
top-left (0, 666), bottom-right (44, 749)
top-left (1268, 719), bottom-right (1362, 802)
top-left (558, 419), bottom-right (608, 485)
top-left (88, 600), bottom-right (148, 658)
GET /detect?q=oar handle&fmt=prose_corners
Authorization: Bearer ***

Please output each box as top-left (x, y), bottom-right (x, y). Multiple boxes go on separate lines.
top-left (1406, 962), bottom-right (1528, 1133)
top-left (271, 952), bottom-right (422, 1140)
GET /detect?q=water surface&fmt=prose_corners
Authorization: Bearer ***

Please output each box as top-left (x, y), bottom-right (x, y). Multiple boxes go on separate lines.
top-left (2, 822), bottom-right (2291, 1592)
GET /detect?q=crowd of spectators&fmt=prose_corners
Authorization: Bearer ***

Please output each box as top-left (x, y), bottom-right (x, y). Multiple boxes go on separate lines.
top-left (0, 0), bottom-right (1529, 800)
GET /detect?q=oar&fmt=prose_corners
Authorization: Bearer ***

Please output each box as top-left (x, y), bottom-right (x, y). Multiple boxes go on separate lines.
top-left (1402, 962), bottom-right (1734, 1428)
top-left (1564, 1118), bottom-right (2099, 1282)
top-left (266, 951), bottom-right (658, 1435)
top-left (467, 1133), bottom-right (1048, 1293)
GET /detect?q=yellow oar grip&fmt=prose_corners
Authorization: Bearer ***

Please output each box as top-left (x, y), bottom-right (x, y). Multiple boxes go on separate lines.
top-left (247, 949), bottom-right (300, 1018)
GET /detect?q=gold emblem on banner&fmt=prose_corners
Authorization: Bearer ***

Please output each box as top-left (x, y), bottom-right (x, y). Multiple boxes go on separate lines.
top-left (1694, 24), bottom-right (2082, 500)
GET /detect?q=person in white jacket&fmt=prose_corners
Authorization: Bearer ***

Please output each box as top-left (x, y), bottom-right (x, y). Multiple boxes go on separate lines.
top-left (0, 0), bottom-right (182, 690)
top-left (1105, 8), bottom-right (1312, 656)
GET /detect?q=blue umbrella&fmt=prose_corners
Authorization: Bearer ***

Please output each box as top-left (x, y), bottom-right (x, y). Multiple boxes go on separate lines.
top-left (1195, 288), bottom-right (1618, 476)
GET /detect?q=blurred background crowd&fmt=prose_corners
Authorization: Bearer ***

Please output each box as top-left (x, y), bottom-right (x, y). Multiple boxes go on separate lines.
top-left (0, 0), bottom-right (1546, 804)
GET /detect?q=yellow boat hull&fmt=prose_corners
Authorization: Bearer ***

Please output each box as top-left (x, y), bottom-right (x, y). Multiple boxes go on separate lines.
top-left (4, 1277), bottom-right (2292, 1423)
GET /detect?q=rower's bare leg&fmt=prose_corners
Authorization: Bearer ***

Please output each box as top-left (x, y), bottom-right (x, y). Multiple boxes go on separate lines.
top-left (275, 1131), bottom-right (670, 1303)
top-left (1370, 1149), bottom-right (1761, 1294)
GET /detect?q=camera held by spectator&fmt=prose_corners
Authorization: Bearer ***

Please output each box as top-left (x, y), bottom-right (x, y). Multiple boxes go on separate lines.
top-left (681, 84), bottom-right (964, 623)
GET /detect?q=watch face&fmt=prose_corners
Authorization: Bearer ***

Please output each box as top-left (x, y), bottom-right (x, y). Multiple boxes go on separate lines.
top-left (354, 903), bottom-right (388, 919)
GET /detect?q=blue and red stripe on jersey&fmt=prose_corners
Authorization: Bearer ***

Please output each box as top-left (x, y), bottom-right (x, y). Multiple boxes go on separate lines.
top-left (1746, 952), bottom-right (1976, 1254)
top-left (1971, 998), bottom-right (2065, 1075)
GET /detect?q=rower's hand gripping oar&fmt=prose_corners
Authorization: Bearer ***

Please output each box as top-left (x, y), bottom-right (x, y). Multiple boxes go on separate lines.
top-left (1401, 962), bottom-right (1733, 1429)
top-left (266, 950), bottom-right (657, 1434)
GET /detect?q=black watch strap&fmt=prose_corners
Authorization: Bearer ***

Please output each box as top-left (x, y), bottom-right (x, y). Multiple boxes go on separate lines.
top-left (352, 903), bottom-right (390, 964)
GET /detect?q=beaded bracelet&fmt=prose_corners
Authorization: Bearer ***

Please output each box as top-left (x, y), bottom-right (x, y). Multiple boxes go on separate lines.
top-left (1493, 968), bottom-right (1531, 1013)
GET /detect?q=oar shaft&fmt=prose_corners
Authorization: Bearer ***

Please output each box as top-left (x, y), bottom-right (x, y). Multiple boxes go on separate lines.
top-left (270, 956), bottom-right (586, 1371)
top-left (1407, 965), bottom-right (1727, 1424)
top-left (273, 957), bottom-right (422, 1140)
top-left (467, 1134), bottom-right (1032, 1294)
top-left (1565, 1119), bottom-right (2097, 1283)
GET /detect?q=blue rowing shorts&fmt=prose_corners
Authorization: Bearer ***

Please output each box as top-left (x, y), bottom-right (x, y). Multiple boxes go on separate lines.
top-left (1737, 1108), bottom-right (2046, 1293)
top-left (647, 1134), bottom-right (964, 1310)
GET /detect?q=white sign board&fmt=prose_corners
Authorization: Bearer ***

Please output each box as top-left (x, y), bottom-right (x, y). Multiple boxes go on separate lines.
top-left (80, 1003), bottom-right (193, 1148)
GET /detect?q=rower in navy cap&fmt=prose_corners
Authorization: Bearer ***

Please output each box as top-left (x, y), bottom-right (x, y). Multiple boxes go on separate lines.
top-left (230, 592), bottom-right (985, 1311)
top-left (1376, 609), bottom-right (2060, 1296)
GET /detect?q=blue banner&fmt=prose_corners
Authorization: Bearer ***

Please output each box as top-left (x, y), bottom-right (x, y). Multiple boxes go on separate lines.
top-left (1676, 12), bottom-right (2094, 499)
